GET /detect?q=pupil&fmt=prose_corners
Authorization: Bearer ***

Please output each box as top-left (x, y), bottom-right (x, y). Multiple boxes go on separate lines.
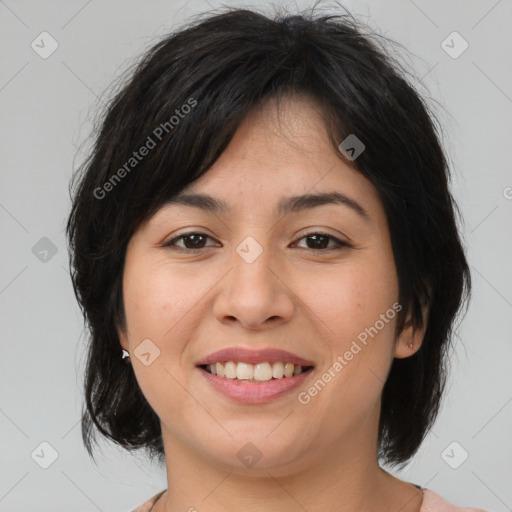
top-left (308, 235), bottom-right (328, 249)
top-left (186, 234), bottom-right (205, 248)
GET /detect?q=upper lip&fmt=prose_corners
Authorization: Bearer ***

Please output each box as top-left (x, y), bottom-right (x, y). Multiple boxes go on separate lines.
top-left (196, 347), bottom-right (315, 367)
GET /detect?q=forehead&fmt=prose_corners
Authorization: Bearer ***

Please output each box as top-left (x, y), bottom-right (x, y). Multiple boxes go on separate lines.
top-left (147, 94), bottom-right (385, 228)
top-left (183, 97), bottom-right (373, 197)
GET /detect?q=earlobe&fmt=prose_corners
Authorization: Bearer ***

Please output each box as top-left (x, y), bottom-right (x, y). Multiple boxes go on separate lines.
top-left (394, 329), bottom-right (422, 359)
top-left (394, 302), bottom-right (429, 359)
top-left (117, 329), bottom-right (132, 364)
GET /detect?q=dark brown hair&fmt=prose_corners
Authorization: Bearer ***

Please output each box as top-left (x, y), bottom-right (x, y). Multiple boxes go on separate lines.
top-left (66, 4), bottom-right (471, 469)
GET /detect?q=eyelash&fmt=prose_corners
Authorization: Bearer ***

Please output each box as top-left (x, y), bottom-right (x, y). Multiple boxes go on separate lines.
top-left (163, 231), bottom-right (351, 252)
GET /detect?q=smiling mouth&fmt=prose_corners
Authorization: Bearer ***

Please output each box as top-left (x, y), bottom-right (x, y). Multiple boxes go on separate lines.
top-left (199, 361), bottom-right (315, 382)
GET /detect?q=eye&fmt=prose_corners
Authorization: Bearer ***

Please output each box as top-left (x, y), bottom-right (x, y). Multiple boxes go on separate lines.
top-left (163, 231), bottom-right (350, 252)
top-left (163, 232), bottom-right (217, 251)
top-left (294, 231), bottom-right (350, 251)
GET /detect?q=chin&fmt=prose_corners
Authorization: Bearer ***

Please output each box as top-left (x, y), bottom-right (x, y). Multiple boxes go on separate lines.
top-left (201, 429), bottom-right (307, 472)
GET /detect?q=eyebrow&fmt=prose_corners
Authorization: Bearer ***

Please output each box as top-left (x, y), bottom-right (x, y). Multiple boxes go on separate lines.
top-left (164, 191), bottom-right (370, 221)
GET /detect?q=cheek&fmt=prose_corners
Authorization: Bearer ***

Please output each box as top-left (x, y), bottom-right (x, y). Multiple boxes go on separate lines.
top-left (302, 256), bottom-right (398, 408)
top-left (122, 258), bottom-right (200, 341)
top-left (122, 259), bottom-right (199, 414)
top-left (306, 259), bottom-right (398, 342)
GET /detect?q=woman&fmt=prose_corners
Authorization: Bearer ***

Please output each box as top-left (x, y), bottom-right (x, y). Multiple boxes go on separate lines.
top-left (66, 5), bottom-right (487, 512)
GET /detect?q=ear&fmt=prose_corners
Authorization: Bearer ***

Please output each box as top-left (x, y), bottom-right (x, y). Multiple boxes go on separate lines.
top-left (394, 299), bottom-right (430, 359)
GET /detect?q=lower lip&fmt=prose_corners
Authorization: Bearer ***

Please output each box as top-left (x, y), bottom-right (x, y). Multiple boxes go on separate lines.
top-left (198, 367), bottom-right (314, 404)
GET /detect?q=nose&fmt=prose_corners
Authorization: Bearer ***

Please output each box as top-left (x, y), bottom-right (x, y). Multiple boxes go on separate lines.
top-left (212, 241), bottom-right (295, 331)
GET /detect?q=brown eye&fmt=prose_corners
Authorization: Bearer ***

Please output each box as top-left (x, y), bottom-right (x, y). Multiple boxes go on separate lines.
top-left (164, 233), bottom-right (216, 250)
top-left (163, 231), bottom-right (350, 252)
top-left (294, 232), bottom-right (350, 251)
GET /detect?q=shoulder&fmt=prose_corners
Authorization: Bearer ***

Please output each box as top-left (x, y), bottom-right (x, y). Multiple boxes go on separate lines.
top-left (130, 489), bottom-right (166, 512)
top-left (421, 488), bottom-right (490, 512)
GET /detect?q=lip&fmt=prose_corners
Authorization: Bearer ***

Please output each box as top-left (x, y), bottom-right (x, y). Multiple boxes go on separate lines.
top-left (198, 365), bottom-right (315, 404)
top-left (196, 347), bottom-right (315, 367)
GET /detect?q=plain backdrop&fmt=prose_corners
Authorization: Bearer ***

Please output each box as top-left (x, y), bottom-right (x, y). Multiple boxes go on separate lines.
top-left (0, 1), bottom-right (511, 511)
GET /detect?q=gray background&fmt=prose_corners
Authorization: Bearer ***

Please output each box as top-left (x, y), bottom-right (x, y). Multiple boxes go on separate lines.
top-left (0, 0), bottom-right (511, 511)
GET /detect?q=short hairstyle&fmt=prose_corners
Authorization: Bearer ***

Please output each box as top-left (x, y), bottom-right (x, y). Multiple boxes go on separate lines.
top-left (66, 4), bottom-right (471, 468)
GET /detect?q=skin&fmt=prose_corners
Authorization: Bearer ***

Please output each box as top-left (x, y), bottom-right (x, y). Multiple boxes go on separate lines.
top-left (118, 94), bottom-right (428, 512)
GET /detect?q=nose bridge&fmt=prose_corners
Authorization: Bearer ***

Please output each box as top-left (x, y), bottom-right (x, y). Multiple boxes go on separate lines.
top-left (213, 231), bottom-right (294, 328)
top-left (231, 232), bottom-right (277, 296)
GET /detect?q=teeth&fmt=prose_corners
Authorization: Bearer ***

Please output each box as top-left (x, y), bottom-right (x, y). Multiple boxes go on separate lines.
top-left (224, 361), bottom-right (237, 379)
top-left (215, 362), bottom-right (225, 377)
top-left (284, 363), bottom-right (294, 378)
top-left (254, 362), bottom-right (272, 381)
top-left (236, 362), bottom-right (253, 380)
top-left (272, 361), bottom-right (284, 379)
top-left (204, 361), bottom-right (311, 380)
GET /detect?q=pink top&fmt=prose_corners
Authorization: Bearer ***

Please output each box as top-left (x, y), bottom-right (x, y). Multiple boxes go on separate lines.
top-left (130, 487), bottom-right (490, 512)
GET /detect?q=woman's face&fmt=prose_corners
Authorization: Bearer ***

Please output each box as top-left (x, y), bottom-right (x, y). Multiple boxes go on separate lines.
top-left (119, 95), bottom-right (421, 475)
